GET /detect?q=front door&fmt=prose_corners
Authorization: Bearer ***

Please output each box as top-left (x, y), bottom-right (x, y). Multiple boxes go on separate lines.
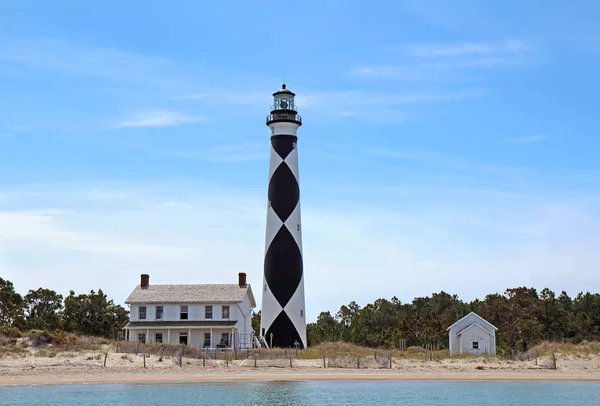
top-left (221, 332), bottom-right (230, 347)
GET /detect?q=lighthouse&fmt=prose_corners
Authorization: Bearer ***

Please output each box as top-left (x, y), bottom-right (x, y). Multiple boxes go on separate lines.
top-left (260, 84), bottom-right (307, 349)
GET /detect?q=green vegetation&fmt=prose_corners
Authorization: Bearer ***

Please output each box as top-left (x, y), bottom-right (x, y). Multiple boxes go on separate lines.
top-left (0, 277), bottom-right (128, 339)
top-left (305, 287), bottom-right (600, 354)
top-left (4, 276), bottom-right (600, 357)
top-left (0, 329), bottom-right (111, 358)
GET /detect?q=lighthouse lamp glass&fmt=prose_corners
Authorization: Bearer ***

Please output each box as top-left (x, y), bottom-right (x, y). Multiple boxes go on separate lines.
top-left (273, 94), bottom-right (295, 111)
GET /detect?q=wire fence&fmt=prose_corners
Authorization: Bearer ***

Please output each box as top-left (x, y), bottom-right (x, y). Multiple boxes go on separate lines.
top-left (114, 342), bottom-right (398, 369)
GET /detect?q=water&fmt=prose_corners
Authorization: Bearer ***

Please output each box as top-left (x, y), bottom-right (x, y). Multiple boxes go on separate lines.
top-left (1, 380), bottom-right (599, 405)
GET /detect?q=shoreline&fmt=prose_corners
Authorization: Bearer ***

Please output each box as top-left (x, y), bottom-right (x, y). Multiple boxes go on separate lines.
top-left (2, 369), bottom-right (600, 386)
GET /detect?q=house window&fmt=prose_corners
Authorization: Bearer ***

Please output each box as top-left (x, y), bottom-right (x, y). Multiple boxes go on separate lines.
top-left (300, 310), bottom-right (303, 317)
top-left (179, 332), bottom-right (188, 345)
top-left (155, 333), bottom-right (163, 343)
top-left (139, 306), bottom-right (146, 320)
top-left (205, 305), bottom-right (213, 319)
top-left (138, 333), bottom-right (146, 343)
top-left (156, 306), bottom-right (163, 320)
top-left (204, 333), bottom-right (211, 348)
top-left (222, 305), bottom-right (230, 319)
top-left (472, 341), bottom-right (479, 350)
top-left (180, 305), bottom-right (188, 320)
top-left (221, 332), bottom-right (230, 347)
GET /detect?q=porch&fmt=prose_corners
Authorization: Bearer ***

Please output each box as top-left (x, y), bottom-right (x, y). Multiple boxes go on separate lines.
top-left (124, 320), bottom-right (252, 350)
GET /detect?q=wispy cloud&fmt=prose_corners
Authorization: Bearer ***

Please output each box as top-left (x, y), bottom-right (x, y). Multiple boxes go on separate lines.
top-left (1, 182), bottom-right (599, 319)
top-left (170, 143), bottom-right (267, 163)
top-left (401, 39), bottom-right (529, 58)
top-left (0, 35), bottom-right (273, 95)
top-left (0, 125), bottom-right (28, 139)
top-left (502, 135), bottom-right (548, 144)
top-left (175, 89), bottom-right (271, 107)
top-left (0, 35), bottom-right (184, 88)
top-left (298, 89), bottom-right (486, 110)
top-left (351, 38), bottom-right (532, 80)
top-left (113, 109), bottom-right (204, 128)
top-left (370, 148), bottom-right (534, 180)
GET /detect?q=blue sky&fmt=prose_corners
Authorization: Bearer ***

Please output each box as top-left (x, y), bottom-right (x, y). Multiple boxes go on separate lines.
top-left (1, 0), bottom-right (600, 321)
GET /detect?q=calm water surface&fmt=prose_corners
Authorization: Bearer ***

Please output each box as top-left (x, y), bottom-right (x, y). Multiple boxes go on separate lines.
top-left (1, 380), bottom-right (600, 405)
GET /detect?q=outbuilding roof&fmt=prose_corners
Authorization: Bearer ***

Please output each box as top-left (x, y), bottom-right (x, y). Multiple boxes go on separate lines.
top-left (125, 284), bottom-right (256, 307)
top-left (455, 322), bottom-right (493, 336)
top-left (446, 312), bottom-right (498, 332)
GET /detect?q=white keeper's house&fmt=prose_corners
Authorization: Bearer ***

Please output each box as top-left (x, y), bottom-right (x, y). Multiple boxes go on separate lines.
top-left (124, 273), bottom-right (256, 350)
top-left (447, 312), bottom-right (498, 356)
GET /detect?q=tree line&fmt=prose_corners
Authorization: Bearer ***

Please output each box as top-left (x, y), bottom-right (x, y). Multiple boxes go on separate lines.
top-left (4, 276), bottom-right (600, 354)
top-left (0, 278), bottom-right (128, 339)
top-left (306, 287), bottom-right (600, 354)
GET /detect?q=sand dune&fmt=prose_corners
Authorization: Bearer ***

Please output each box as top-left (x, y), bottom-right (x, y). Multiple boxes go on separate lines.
top-left (1, 350), bottom-right (599, 385)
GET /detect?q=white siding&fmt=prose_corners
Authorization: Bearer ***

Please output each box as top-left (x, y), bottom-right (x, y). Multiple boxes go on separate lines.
top-left (448, 313), bottom-right (496, 356)
top-left (459, 324), bottom-right (492, 355)
top-left (129, 303), bottom-right (251, 322)
top-left (238, 292), bottom-right (254, 336)
top-left (126, 289), bottom-right (256, 349)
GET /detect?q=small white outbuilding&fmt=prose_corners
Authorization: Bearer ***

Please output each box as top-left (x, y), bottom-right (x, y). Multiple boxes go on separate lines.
top-left (447, 312), bottom-right (497, 356)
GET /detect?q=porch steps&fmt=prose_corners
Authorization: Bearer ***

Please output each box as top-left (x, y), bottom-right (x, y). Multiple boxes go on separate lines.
top-left (258, 335), bottom-right (269, 348)
top-left (253, 335), bottom-right (262, 348)
top-left (252, 335), bottom-right (271, 349)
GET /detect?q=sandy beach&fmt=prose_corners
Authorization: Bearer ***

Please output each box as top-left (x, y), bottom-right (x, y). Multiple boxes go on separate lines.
top-left (2, 351), bottom-right (600, 386)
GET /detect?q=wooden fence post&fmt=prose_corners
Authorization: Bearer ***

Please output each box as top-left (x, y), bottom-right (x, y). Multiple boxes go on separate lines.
top-left (104, 352), bottom-right (108, 368)
top-left (143, 353), bottom-right (146, 368)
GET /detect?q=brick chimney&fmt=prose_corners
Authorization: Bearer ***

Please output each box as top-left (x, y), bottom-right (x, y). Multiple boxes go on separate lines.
top-left (238, 272), bottom-right (247, 288)
top-left (140, 274), bottom-right (150, 289)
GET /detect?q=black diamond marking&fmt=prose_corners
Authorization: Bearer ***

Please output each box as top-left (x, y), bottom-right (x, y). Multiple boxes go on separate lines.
top-left (264, 226), bottom-right (303, 308)
top-left (268, 162), bottom-right (299, 222)
top-left (266, 310), bottom-right (303, 349)
top-left (271, 135), bottom-right (297, 160)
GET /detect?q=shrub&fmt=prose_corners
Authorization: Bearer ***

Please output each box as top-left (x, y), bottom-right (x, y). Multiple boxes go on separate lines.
top-left (28, 331), bottom-right (51, 347)
top-left (0, 327), bottom-right (23, 338)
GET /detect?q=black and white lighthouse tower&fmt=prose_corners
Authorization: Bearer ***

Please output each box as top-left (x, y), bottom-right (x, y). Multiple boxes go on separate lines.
top-left (260, 84), bottom-right (307, 349)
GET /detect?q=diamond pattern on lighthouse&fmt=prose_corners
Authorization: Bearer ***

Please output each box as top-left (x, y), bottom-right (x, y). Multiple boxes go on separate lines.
top-left (283, 273), bottom-right (307, 347)
top-left (260, 281), bottom-right (283, 332)
top-left (264, 205), bottom-right (282, 255)
top-left (263, 133), bottom-right (305, 347)
top-left (262, 84), bottom-right (306, 349)
top-left (268, 144), bottom-right (283, 181)
top-left (264, 226), bottom-right (303, 308)
top-left (268, 161), bottom-right (299, 222)
top-left (283, 201), bottom-right (302, 255)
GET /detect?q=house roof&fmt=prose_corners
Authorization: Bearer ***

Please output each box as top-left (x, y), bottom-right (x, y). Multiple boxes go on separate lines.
top-left (446, 312), bottom-right (498, 332)
top-left (125, 284), bottom-right (256, 307)
top-left (456, 322), bottom-right (493, 336)
top-left (125, 321), bottom-right (237, 329)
